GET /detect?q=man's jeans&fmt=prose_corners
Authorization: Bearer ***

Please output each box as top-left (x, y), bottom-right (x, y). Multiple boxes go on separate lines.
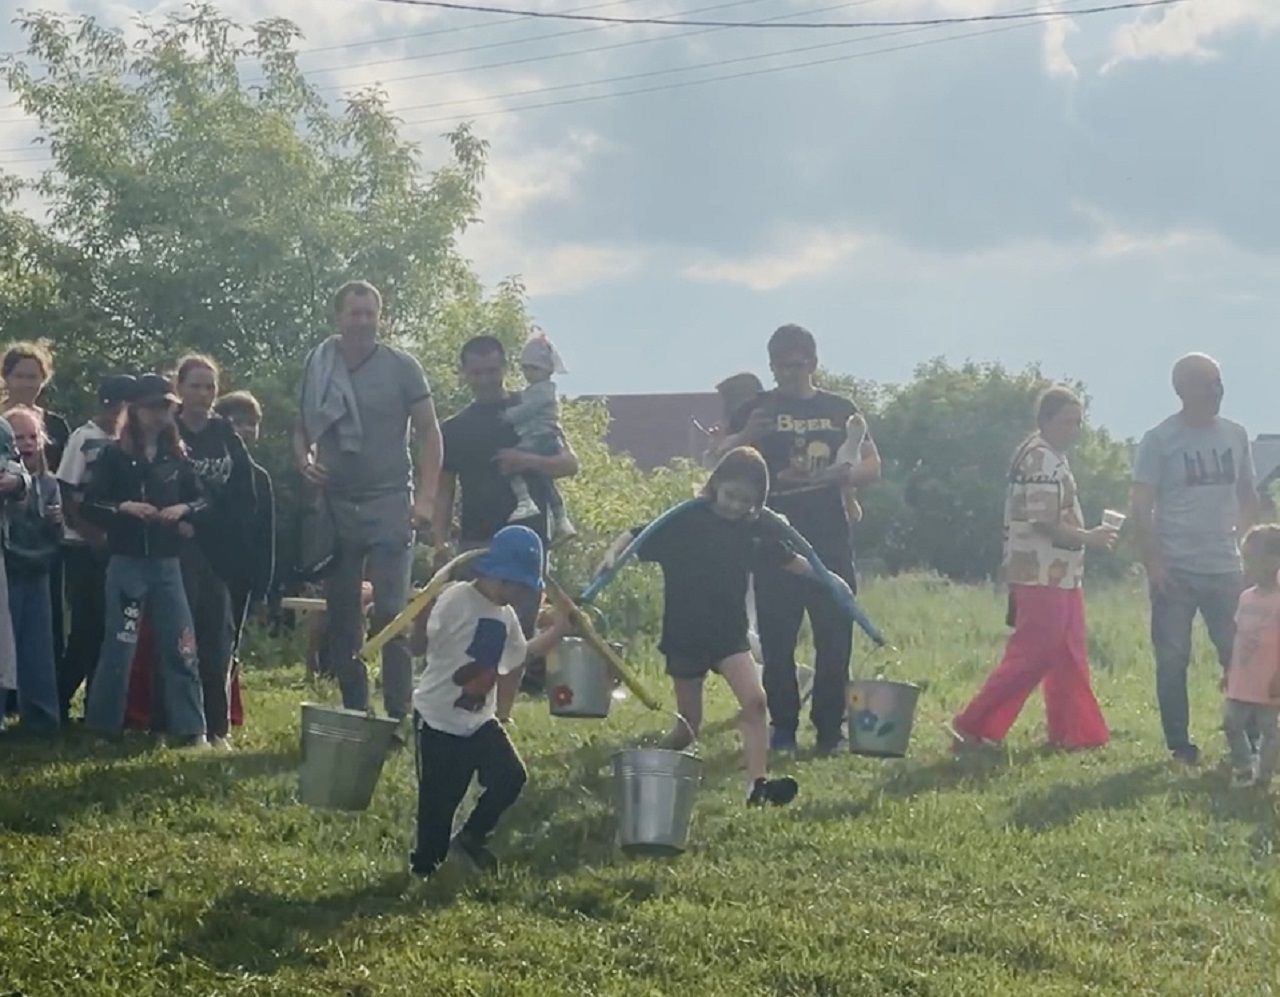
top-left (86, 556), bottom-right (205, 738)
top-left (1150, 569), bottom-right (1243, 751)
top-left (326, 492), bottom-right (414, 718)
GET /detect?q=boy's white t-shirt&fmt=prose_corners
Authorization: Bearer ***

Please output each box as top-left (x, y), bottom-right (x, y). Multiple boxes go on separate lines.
top-left (56, 421), bottom-right (112, 543)
top-left (412, 582), bottom-right (527, 736)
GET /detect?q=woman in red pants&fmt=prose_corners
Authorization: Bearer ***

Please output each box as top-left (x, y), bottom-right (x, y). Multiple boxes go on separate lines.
top-left (950, 387), bottom-right (1118, 751)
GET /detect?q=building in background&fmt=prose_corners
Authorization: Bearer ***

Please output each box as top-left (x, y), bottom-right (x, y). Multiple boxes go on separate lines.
top-left (582, 393), bottom-right (722, 471)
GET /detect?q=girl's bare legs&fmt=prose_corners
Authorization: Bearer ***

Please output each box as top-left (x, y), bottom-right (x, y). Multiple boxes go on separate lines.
top-left (666, 677), bottom-right (704, 750)
top-left (717, 652), bottom-right (769, 785)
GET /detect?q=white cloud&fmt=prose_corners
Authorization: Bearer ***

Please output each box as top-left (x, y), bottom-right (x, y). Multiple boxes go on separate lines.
top-left (1042, 16), bottom-right (1078, 81)
top-left (1103, 0), bottom-right (1280, 71)
top-left (507, 241), bottom-right (648, 296)
top-left (682, 227), bottom-right (866, 291)
top-left (678, 206), bottom-right (1271, 293)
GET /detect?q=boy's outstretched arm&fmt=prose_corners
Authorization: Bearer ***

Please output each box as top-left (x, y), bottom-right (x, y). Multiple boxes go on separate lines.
top-left (496, 606), bottom-right (573, 721)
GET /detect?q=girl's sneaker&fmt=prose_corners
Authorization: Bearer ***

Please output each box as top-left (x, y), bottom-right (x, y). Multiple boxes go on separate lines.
top-left (748, 776), bottom-right (799, 808)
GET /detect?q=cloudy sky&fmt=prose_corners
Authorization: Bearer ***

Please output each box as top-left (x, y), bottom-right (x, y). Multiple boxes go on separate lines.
top-left (2, 0), bottom-right (1277, 438)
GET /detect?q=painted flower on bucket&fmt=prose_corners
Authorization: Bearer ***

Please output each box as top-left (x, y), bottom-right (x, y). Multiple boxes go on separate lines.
top-left (552, 685), bottom-right (574, 709)
top-left (852, 709), bottom-right (879, 733)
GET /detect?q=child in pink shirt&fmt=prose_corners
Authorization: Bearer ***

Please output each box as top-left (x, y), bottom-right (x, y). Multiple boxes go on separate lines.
top-left (1223, 525), bottom-right (1280, 789)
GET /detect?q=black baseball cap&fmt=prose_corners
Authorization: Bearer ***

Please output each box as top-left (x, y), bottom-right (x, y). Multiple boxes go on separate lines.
top-left (132, 373), bottom-right (179, 406)
top-left (98, 374), bottom-right (138, 406)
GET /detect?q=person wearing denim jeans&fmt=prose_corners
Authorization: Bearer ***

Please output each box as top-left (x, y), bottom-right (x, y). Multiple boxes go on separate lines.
top-left (293, 281), bottom-right (442, 719)
top-left (87, 556), bottom-right (205, 737)
top-left (3, 406), bottom-right (64, 733)
top-left (81, 374), bottom-right (210, 742)
top-left (1133, 354), bottom-right (1261, 764)
top-left (323, 492), bottom-right (414, 716)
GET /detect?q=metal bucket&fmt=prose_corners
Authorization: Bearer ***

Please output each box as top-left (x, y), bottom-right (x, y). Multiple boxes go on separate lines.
top-left (846, 680), bottom-right (921, 758)
top-left (548, 637), bottom-right (613, 719)
top-left (612, 748), bottom-right (703, 856)
top-left (298, 703), bottom-right (400, 811)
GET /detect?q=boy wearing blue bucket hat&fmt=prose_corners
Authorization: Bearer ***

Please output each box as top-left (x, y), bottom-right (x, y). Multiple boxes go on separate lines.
top-left (410, 525), bottom-right (570, 877)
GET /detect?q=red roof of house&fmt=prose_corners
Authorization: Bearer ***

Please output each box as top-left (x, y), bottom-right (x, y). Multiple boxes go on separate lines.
top-left (582, 393), bottom-right (724, 471)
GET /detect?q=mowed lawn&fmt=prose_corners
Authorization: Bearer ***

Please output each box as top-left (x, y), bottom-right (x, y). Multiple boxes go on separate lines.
top-left (1, 576), bottom-right (1276, 996)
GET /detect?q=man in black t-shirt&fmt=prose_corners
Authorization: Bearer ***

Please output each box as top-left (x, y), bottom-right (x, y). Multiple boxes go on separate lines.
top-left (432, 336), bottom-right (580, 693)
top-left (726, 324), bottom-right (882, 754)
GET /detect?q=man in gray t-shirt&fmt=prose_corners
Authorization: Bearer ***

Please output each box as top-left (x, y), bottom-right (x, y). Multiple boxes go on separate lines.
top-left (294, 280), bottom-right (443, 718)
top-left (1132, 353), bottom-right (1260, 763)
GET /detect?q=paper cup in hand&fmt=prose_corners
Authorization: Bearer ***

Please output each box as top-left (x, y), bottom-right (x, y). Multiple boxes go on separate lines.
top-left (1102, 509), bottom-right (1127, 533)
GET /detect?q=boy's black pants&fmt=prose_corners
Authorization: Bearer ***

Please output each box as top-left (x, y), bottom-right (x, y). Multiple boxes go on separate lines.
top-left (412, 717), bottom-right (527, 876)
top-left (754, 550), bottom-right (857, 743)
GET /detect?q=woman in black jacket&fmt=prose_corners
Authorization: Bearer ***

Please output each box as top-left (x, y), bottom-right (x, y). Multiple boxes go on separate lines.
top-left (174, 355), bottom-right (256, 747)
top-left (82, 374), bottom-right (209, 744)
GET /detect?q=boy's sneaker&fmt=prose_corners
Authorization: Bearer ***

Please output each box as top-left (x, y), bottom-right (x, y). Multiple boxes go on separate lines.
top-left (210, 735), bottom-right (232, 751)
top-left (1170, 744), bottom-right (1201, 766)
top-left (815, 733), bottom-right (846, 757)
top-left (509, 498), bottom-right (541, 523)
top-left (450, 830), bottom-right (499, 874)
top-left (769, 727), bottom-right (797, 754)
top-left (1230, 768), bottom-right (1255, 789)
top-left (748, 776), bottom-right (800, 808)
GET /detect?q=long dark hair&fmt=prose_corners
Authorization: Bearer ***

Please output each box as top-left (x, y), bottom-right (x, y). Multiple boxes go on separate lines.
top-left (119, 403), bottom-right (185, 460)
top-left (701, 446), bottom-right (770, 507)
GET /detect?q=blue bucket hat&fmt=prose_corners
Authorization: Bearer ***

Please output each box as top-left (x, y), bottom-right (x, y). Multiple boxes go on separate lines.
top-left (474, 525), bottom-right (545, 590)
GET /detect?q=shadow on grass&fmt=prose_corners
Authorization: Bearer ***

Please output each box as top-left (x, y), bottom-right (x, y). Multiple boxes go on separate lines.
top-left (1007, 762), bottom-right (1277, 856)
top-left (0, 725), bottom-right (160, 776)
top-left (1007, 763), bottom-right (1169, 833)
top-left (0, 748), bottom-right (296, 835)
top-left (175, 874), bottom-right (439, 976)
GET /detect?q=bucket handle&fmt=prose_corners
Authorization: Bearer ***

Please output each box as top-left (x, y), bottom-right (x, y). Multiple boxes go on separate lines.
top-left (867, 643), bottom-right (902, 682)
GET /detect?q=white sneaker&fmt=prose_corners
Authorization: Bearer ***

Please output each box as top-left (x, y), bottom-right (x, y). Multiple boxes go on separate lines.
top-left (509, 498), bottom-right (541, 523)
top-left (551, 512), bottom-right (578, 545)
top-left (210, 735), bottom-right (232, 751)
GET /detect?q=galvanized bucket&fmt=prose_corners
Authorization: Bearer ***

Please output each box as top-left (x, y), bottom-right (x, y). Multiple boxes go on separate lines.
top-left (846, 680), bottom-right (921, 758)
top-left (613, 748), bottom-right (702, 856)
top-left (548, 637), bottom-right (613, 719)
top-left (298, 703), bottom-right (400, 811)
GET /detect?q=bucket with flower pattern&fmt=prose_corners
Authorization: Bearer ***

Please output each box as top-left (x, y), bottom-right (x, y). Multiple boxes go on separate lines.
top-left (846, 678), bottom-right (921, 758)
top-left (547, 636), bottom-right (613, 719)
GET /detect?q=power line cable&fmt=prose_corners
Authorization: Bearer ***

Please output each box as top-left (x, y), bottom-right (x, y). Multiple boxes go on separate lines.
top-left (362, 0), bottom-right (1183, 30)
top-left (309, 0), bottom-right (883, 94)
top-left (393, 16), bottom-right (1048, 127)
top-left (298, 0), bottom-right (781, 81)
top-left (0, 0), bottom-right (1174, 164)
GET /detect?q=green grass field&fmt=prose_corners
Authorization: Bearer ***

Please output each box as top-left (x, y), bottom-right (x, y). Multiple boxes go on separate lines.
top-left (2, 576), bottom-right (1276, 996)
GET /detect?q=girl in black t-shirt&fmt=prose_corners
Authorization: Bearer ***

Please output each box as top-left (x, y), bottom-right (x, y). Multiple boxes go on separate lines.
top-left (175, 355), bottom-right (256, 746)
top-left (599, 448), bottom-right (846, 807)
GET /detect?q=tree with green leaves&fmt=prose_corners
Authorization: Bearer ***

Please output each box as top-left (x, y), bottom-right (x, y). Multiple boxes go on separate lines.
top-left (863, 358), bottom-right (1132, 580)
